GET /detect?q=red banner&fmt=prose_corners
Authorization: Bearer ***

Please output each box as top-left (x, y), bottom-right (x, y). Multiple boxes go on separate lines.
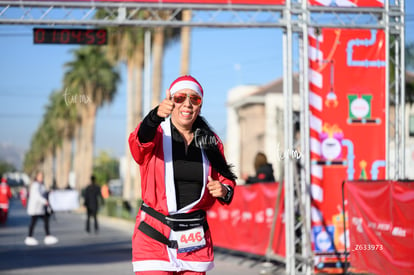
top-left (345, 180), bottom-right (414, 275)
top-left (207, 182), bottom-right (285, 257)
top-left (24, 0), bottom-right (285, 4)
top-left (308, 0), bottom-right (384, 7)
top-left (308, 28), bottom-right (386, 271)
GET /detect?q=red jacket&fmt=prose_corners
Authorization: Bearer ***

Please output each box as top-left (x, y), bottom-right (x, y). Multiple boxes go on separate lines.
top-left (0, 181), bottom-right (12, 209)
top-left (129, 118), bottom-right (236, 272)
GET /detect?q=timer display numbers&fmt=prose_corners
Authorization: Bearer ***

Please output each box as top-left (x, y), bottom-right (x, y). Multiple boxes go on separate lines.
top-left (33, 28), bottom-right (107, 45)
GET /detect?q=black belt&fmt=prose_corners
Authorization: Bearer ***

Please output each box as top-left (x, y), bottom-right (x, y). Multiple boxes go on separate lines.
top-left (138, 204), bottom-right (208, 249)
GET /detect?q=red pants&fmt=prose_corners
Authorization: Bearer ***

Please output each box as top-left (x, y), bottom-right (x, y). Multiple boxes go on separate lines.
top-left (136, 271), bottom-right (205, 275)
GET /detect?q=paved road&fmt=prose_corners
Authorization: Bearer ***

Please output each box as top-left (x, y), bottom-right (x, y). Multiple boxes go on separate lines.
top-left (0, 199), bottom-right (283, 275)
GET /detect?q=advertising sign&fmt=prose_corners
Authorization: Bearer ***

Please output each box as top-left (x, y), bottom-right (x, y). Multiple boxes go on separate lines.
top-left (308, 0), bottom-right (384, 7)
top-left (308, 28), bottom-right (386, 270)
top-left (346, 180), bottom-right (414, 275)
top-left (49, 190), bottom-right (80, 211)
top-left (23, 0), bottom-right (285, 4)
top-left (208, 182), bottom-right (285, 257)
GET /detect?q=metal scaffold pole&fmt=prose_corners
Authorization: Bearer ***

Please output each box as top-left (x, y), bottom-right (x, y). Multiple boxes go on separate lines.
top-left (283, 0), bottom-right (296, 273)
top-left (299, 1), bottom-right (312, 274)
top-left (398, 0), bottom-right (406, 179)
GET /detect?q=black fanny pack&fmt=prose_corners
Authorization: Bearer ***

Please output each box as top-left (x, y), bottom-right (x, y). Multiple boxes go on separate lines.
top-left (138, 204), bottom-right (208, 249)
top-left (141, 204), bottom-right (207, 231)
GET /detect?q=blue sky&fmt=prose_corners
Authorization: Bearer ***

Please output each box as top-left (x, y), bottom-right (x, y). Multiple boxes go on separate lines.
top-left (0, 27), bottom-right (283, 162)
top-left (1, 3), bottom-right (413, 169)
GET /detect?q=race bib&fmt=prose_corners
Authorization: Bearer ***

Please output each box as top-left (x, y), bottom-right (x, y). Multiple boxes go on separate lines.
top-left (171, 226), bottom-right (206, 253)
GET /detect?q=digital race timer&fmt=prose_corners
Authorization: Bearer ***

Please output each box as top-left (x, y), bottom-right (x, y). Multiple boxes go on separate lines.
top-left (33, 28), bottom-right (107, 45)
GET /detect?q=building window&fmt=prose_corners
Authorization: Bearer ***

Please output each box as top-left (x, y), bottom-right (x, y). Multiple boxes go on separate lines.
top-left (410, 115), bottom-right (414, 137)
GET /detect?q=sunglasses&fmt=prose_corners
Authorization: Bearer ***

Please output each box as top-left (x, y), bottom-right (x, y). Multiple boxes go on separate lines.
top-left (173, 93), bottom-right (202, 106)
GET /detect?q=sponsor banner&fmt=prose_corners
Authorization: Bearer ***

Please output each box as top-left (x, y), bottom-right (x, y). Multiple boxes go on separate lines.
top-left (207, 182), bottom-right (285, 257)
top-left (23, 0), bottom-right (285, 4)
top-left (308, 0), bottom-right (384, 7)
top-left (308, 28), bottom-right (386, 270)
top-left (49, 190), bottom-right (80, 211)
top-left (346, 180), bottom-right (414, 275)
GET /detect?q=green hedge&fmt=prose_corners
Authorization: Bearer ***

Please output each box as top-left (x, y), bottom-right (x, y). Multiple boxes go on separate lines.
top-left (100, 197), bottom-right (142, 221)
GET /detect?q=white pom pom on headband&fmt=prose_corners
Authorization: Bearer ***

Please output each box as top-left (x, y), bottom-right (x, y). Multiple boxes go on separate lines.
top-left (169, 75), bottom-right (204, 98)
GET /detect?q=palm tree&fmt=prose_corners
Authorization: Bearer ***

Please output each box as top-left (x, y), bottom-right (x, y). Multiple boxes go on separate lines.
top-left (63, 46), bottom-right (120, 190)
top-left (95, 8), bottom-right (187, 203)
top-left (23, 129), bottom-right (47, 180)
top-left (42, 101), bottom-right (60, 189)
top-left (151, 26), bottom-right (165, 108)
top-left (48, 89), bottom-right (79, 189)
top-left (405, 42), bottom-right (414, 104)
top-left (23, 92), bottom-right (62, 188)
top-left (180, 10), bottom-right (192, 75)
top-left (406, 42), bottom-right (414, 71)
top-left (45, 91), bottom-right (66, 189)
top-left (151, 11), bottom-right (183, 108)
top-left (95, 8), bottom-right (147, 202)
top-left (389, 38), bottom-right (414, 105)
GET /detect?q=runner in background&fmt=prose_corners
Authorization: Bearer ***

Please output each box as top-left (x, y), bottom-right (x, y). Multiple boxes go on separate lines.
top-left (19, 185), bottom-right (28, 208)
top-left (0, 175), bottom-right (12, 224)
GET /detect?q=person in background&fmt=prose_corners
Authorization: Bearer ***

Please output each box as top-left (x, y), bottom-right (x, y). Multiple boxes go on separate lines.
top-left (243, 152), bottom-right (276, 184)
top-left (83, 175), bottom-right (104, 234)
top-left (129, 75), bottom-right (237, 274)
top-left (19, 185), bottom-right (28, 208)
top-left (25, 171), bottom-right (58, 246)
top-left (0, 175), bottom-right (12, 224)
top-left (101, 183), bottom-right (110, 200)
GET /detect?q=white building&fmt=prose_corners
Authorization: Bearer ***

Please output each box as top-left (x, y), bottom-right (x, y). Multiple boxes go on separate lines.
top-left (226, 75), bottom-right (414, 182)
top-left (226, 76), bottom-right (300, 183)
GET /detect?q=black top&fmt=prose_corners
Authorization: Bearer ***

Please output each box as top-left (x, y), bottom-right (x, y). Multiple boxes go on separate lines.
top-left (138, 107), bottom-right (203, 210)
top-left (171, 125), bottom-right (203, 209)
top-left (245, 163), bottom-right (276, 184)
top-left (83, 183), bottom-right (103, 212)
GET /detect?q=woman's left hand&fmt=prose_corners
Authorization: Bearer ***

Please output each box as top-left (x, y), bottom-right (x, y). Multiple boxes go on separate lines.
top-left (207, 176), bottom-right (227, 198)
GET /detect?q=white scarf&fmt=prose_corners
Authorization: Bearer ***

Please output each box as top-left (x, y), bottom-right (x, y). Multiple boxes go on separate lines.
top-left (161, 117), bottom-right (209, 214)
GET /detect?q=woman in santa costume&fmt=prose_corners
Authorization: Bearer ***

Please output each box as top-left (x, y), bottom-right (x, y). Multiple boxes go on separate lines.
top-left (129, 75), bottom-right (237, 275)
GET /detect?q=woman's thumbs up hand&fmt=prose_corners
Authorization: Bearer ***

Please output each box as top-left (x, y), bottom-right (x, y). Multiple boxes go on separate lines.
top-left (157, 89), bottom-right (174, 118)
